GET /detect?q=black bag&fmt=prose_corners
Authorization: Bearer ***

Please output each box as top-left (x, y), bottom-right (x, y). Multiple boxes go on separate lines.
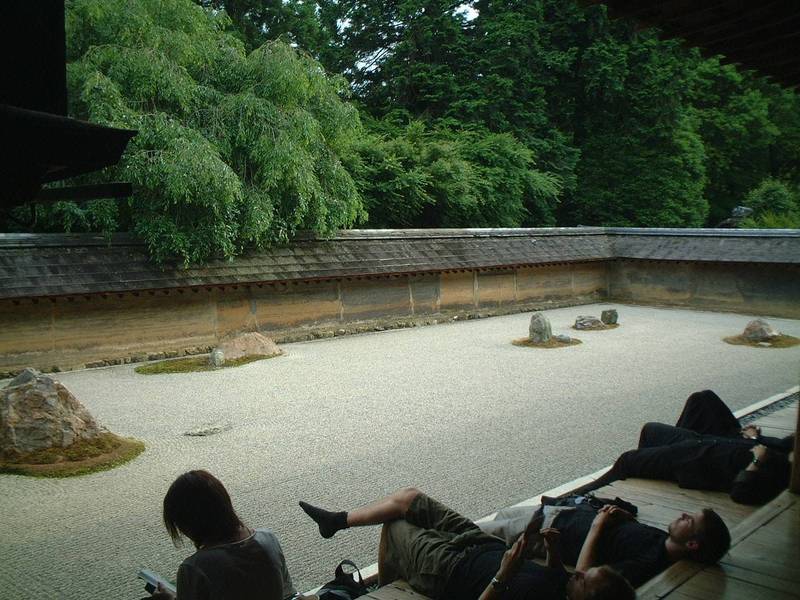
top-left (316, 560), bottom-right (369, 600)
top-left (541, 493), bottom-right (638, 516)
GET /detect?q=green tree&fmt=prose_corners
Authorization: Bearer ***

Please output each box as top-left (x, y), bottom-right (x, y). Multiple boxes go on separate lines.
top-left (194, 0), bottom-right (331, 53)
top-left (17, 0), bottom-right (366, 264)
top-left (358, 114), bottom-right (561, 228)
top-left (740, 211), bottom-right (800, 229)
top-left (744, 178), bottom-right (799, 216)
top-left (686, 58), bottom-right (778, 225)
top-left (569, 19), bottom-right (708, 227)
top-left (456, 0), bottom-right (582, 193)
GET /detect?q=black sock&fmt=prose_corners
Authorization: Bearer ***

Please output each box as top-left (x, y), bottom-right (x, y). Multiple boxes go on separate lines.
top-left (299, 501), bottom-right (348, 539)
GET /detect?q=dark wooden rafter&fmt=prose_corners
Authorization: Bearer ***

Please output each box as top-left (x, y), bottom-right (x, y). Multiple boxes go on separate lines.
top-left (34, 182), bottom-right (132, 205)
top-left (697, 14), bottom-right (800, 50)
top-left (593, 0), bottom-right (706, 21)
top-left (667, 0), bottom-right (785, 39)
top-left (580, 0), bottom-right (800, 87)
top-left (724, 45), bottom-right (800, 71)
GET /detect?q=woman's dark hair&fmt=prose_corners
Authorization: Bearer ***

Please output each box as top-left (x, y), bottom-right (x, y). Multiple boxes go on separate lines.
top-left (163, 470), bottom-right (244, 548)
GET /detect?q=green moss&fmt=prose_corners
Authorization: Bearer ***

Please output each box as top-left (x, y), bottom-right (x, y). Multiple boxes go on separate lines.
top-left (512, 337), bottom-right (583, 349)
top-left (135, 353), bottom-right (280, 375)
top-left (0, 433), bottom-right (145, 478)
top-left (723, 334), bottom-right (800, 349)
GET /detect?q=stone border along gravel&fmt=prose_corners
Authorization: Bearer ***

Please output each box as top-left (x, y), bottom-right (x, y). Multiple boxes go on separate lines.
top-left (308, 385), bottom-right (800, 592)
top-left (737, 389), bottom-right (799, 425)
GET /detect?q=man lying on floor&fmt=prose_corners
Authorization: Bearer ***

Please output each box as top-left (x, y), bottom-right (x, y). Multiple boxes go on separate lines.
top-left (300, 487), bottom-right (635, 600)
top-left (479, 493), bottom-right (730, 588)
top-left (579, 390), bottom-right (794, 505)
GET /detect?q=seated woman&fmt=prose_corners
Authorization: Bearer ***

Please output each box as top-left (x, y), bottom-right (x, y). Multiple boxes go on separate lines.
top-left (583, 390), bottom-right (794, 505)
top-left (148, 470), bottom-right (301, 600)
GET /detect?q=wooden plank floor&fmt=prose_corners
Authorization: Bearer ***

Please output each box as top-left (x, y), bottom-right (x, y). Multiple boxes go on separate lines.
top-left (640, 491), bottom-right (800, 600)
top-left (635, 399), bottom-right (798, 600)
top-left (364, 398), bottom-right (798, 600)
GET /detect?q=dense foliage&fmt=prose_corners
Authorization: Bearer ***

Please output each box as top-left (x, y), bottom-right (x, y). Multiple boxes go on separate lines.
top-left (311, 0), bottom-right (799, 229)
top-left (6, 0), bottom-right (799, 264)
top-left (359, 114), bottom-right (560, 228)
top-left (16, 0), bottom-right (366, 264)
top-left (740, 178), bottom-right (800, 228)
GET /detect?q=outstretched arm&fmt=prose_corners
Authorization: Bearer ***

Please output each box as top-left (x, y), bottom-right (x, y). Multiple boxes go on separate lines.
top-left (576, 506), bottom-right (634, 571)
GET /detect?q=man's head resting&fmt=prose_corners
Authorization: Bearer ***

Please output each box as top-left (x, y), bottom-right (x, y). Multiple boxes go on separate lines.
top-left (668, 508), bottom-right (731, 563)
top-left (566, 566), bottom-right (635, 600)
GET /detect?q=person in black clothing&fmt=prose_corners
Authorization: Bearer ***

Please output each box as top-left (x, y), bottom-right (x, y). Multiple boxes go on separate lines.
top-left (481, 495), bottom-right (730, 588)
top-left (586, 390), bottom-right (794, 505)
top-left (299, 487), bottom-right (634, 600)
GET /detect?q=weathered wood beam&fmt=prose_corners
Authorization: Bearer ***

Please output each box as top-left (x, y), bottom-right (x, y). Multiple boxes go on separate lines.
top-left (33, 182), bottom-right (132, 204)
top-left (721, 43), bottom-right (800, 69)
top-left (672, 0), bottom-right (785, 39)
top-left (596, 0), bottom-right (731, 23)
top-left (697, 13), bottom-right (800, 49)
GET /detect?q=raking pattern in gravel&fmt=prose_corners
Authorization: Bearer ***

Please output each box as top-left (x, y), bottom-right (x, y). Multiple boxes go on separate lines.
top-left (1, 304), bottom-right (799, 598)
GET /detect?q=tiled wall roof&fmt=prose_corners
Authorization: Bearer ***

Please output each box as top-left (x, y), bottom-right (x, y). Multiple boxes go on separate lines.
top-left (608, 228), bottom-right (800, 263)
top-left (1, 228), bottom-right (797, 300)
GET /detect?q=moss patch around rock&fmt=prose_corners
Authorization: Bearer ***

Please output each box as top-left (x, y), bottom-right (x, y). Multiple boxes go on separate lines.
top-left (135, 353), bottom-right (281, 375)
top-left (571, 323), bottom-right (620, 332)
top-left (512, 337), bottom-right (583, 349)
top-left (723, 334), bottom-right (800, 349)
top-left (0, 432), bottom-right (145, 477)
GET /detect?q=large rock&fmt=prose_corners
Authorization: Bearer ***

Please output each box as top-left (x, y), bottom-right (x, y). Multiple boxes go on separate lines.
top-left (742, 319), bottom-right (780, 342)
top-left (1, 369), bottom-right (105, 455)
top-left (214, 332), bottom-right (282, 362)
top-left (528, 312), bottom-right (552, 343)
top-left (574, 315), bottom-right (604, 330)
top-left (601, 309), bottom-right (618, 325)
top-left (208, 349), bottom-right (225, 368)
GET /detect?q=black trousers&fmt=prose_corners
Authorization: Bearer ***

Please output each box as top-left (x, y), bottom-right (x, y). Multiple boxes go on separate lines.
top-left (673, 390), bottom-right (740, 437)
top-left (575, 391), bottom-right (745, 494)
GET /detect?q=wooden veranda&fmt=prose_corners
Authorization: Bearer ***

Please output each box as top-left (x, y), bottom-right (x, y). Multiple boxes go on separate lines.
top-left (360, 393), bottom-right (799, 600)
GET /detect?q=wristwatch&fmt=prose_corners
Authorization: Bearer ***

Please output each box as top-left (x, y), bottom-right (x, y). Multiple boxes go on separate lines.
top-left (491, 576), bottom-right (509, 592)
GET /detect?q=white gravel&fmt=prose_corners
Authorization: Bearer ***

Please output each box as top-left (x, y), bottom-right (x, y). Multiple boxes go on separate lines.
top-left (1, 303), bottom-right (799, 598)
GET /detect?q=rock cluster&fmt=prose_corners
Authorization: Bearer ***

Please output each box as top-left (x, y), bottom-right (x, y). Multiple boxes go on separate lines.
top-left (601, 309), bottom-right (618, 325)
top-left (574, 315), bottom-right (605, 330)
top-left (1, 369), bottom-right (105, 456)
top-left (209, 332), bottom-right (282, 367)
top-left (742, 319), bottom-right (780, 342)
top-left (209, 349), bottom-right (225, 368)
top-left (528, 312), bottom-right (552, 343)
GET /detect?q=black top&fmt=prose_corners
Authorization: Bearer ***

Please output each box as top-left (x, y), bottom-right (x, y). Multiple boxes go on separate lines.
top-left (443, 541), bottom-right (569, 600)
top-left (553, 506), bottom-right (671, 588)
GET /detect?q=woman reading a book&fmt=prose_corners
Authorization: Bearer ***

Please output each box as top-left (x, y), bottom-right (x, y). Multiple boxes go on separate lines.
top-left (147, 470), bottom-right (299, 600)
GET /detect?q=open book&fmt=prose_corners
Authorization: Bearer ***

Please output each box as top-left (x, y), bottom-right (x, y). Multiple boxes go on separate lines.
top-left (138, 569), bottom-right (178, 595)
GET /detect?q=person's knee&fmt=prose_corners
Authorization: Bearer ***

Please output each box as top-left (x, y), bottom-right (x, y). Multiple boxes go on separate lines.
top-left (687, 389), bottom-right (719, 406)
top-left (611, 450), bottom-right (637, 476)
top-left (395, 487), bottom-right (423, 514)
top-left (638, 422), bottom-right (660, 447)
